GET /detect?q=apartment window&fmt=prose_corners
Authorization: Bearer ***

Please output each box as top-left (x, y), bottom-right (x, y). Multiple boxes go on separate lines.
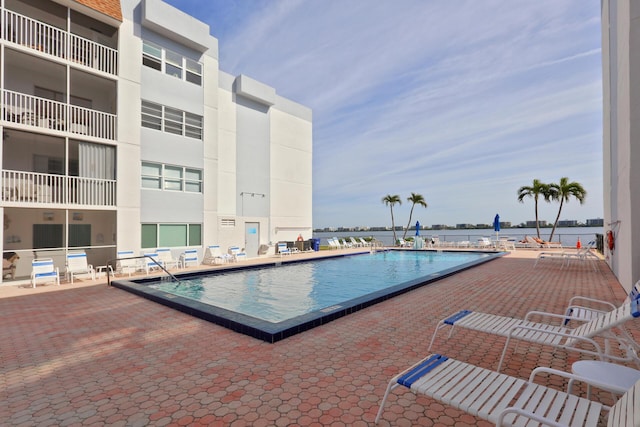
top-left (141, 101), bottom-right (203, 140)
top-left (142, 40), bottom-right (202, 86)
top-left (141, 162), bottom-right (203, 193)
top-left (186, 59), bottom-right (202, 85)
top-left (185, 168), bottom-right (202, 193)
top-left (142, 41), bottom-right (162, 71)
top-left (163, 165), bottom-right (183, 191)
top-left (141, 163), bottom-right (162, 189)
top-left (142, 223), bottom-right (202, 248)
top-left (141, 101), bottom-right (162, 130)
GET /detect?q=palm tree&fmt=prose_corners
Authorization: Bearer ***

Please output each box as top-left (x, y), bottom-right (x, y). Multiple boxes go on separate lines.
top-left (547, 177), bottom-right (587, 241)
top-left (381, 194), bottom-right (402, 245)
top-left (517, 179), bottom-right (552, 238)
top-left (402, 192), bottom-right (428, 240)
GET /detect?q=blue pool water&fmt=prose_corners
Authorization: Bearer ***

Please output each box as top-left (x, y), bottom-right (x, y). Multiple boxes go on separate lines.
top-left (114, 250), bottom-right (502, 341)
top-left (148, 251), bottom-right (491, 323)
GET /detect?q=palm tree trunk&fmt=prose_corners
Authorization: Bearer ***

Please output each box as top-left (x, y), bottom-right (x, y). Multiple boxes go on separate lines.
top-left (390, 207), bottom-right (397, 245)
top-left (402, 204), bottom-right (416, 240)
top-left (549, 199), bottom-right (565, 242)
top-left (534, 199), bottom-right (541, 238)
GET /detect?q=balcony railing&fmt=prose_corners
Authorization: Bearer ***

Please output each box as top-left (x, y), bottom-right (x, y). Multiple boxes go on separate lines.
top-left (2, 90), bottom-right (117, 140)
top-left (2, 9), bottom-right (118, 76)
top-left (2, 170), bottom-right (116, 207)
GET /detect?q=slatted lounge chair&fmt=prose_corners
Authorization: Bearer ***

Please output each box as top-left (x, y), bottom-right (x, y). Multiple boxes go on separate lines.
top-left (534, 241), bottom-right (597, 270)
top-left (65, 252), bottom-right (95, 283)
top-left (115, 250), bottom-right (137, 276)
top-left (228, 246), bottom-right (243, 262)
top-left (375, 353), bottom-right (640, 425)
top-left (327, 238), bottom-right (340, 250)
top-left (358, 238), bottom-right (370, 247)
top-left (31, 258), bottom-right (60, 288)
top-left (156, 248), bottom-right (179, 270)
top-left (180, 249), bottom-right (199, 268)
top-left (140, 252), bottom-right (162, 274)
top-left (428, 301), bottom-right (640, 372)
top-left (202, 245), bottom-right (228, 264)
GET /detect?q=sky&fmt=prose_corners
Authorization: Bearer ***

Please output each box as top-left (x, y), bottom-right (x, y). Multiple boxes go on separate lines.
top-left (165, 0), bottom-right (603, 229)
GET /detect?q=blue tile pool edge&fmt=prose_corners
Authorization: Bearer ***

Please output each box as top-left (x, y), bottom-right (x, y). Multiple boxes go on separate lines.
top-left (111, 250), bottom-right (506, 343)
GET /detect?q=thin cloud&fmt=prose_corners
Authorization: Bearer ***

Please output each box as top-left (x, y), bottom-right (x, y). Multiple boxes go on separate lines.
top-left (165, 0), bottom-right (603, 228)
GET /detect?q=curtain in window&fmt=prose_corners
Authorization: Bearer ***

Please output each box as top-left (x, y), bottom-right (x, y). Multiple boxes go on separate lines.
top-left (79, 142), bottom-right (115, 179)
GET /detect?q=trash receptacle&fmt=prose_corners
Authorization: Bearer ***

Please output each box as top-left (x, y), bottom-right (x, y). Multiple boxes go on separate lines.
top-left (311, 238), bottom-right (320, 251)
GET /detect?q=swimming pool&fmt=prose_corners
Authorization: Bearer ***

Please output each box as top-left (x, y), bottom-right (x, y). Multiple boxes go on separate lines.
top-left (113, 250), bottom-right (503, 342)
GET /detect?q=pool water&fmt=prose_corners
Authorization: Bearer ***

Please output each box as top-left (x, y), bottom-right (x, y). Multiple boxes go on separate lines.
top-left (149, 251), bottom-right (491, 323)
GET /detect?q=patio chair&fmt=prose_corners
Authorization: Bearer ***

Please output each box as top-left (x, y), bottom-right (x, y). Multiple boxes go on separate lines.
top-left (115, 250), bottom-right (137, 277)
top-left (31, 258), bottom-right (60, 288)
top-left (202, 245), bottom-right (228, 264)
top-left (228, 246), bottom-right (242, 262)
top-left (65, 252), bottom-right (95, 283)
top-left (140, 252), bottom-right (162, 274)
top-left (327, 238), bottom-right (340, 250)
top-left (277, 242), bottom-right (291, 256)
top-left (180, 249), bottom-right (199, 268)
top-left (534, 241), bottom-right (597, 269)
top-left (349, 237), bottom-right (362, 247)
top-left (156, 248), bottom-right (179, 270)
top-left (375, 353), bottom-right (640, 425)
top-left (428, 300), bottom-right (640, 372)
top-left (358, 238), bottom-right (370, 247)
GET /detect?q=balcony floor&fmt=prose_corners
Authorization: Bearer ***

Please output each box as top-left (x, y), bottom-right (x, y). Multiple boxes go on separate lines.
top-left (0, 249), bottom-right (631, 426)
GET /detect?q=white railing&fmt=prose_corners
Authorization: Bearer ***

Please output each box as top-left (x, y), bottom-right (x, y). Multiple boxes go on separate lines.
top-left (3, 90), bottom-right (117, 140)
top-left (2, 9), bottom-right (118, 76)
top-left (2, 170), bottom-right (116, 207)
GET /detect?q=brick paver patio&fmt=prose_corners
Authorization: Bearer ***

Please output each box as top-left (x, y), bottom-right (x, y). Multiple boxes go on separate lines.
top-left (0, 250), bottom-right (634, 426)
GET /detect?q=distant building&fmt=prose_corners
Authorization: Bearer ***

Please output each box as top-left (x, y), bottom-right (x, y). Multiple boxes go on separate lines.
top-left (456, 223), bottom-right (473, 229)
top-left (500, 222), bottom-right (511, 228)
top-left (476, 223), bottom-right (490, 228)
top-left (558, 220), bottom-right (578, 227)
top-left (526, 220), bottom-right (547, 227)
top-left (431, 224), bottom-right (446, 230)
top-left (586, 218), bottom-right (604, 226)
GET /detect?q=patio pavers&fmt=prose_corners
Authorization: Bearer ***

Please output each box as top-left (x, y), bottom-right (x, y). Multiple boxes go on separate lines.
top-left (0, 252), bottom-right (633, 426)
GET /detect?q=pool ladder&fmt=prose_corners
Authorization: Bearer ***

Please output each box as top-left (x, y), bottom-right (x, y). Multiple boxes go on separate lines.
top-left (370, 239), bottom-right (384, 253)
top-left (106, 254), bottom-right (180, 286)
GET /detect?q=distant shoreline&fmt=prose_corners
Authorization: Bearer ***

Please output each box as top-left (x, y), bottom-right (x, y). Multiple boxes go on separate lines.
top-left (313, 224), bottom-right (604, 233)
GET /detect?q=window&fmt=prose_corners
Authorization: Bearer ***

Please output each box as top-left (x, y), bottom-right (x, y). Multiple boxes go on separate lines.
top-left (141, 101), bottom-right (203, 140)
top-left (186, 59), bottom-right (202, 85)
top-left (185, 168), bottom-right (202, 193)
top-left (164, 107), bottom-right (183, 135)
top-left (141, 224), bottom-right (158, 248)
top-left (141, 163), bottom-right (162, 189)
top-left (141, 40), bottom-right (202, 86)
top-left (142, 40), bottom-right (162, 71)
top-left (141, 162), bottom-right (203, 193)
top-left (165, 51), bottom-right (183, 78)
top-left (142, 223), bottom-right (202, 248)
top-left (141, 101), bottom-right (162, 130)
top-left (163, 165), bottom-right (183, 191)
top-left (185, 112), bottom-right (203, 139)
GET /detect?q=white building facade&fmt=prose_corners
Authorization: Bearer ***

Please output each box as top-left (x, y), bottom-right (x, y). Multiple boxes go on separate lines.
top-left (1, 0), bottom-right (313, 284)
top-left (602, 0), bottom-right (640, 292)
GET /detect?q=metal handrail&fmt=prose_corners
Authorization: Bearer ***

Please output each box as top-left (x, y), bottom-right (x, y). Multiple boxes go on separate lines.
top-left (106, 255), bottom-right (179, 286)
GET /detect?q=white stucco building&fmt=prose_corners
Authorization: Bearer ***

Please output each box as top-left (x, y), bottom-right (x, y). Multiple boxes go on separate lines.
top-left (602, 0), bottom-right (640, 292)
top-left (0, 0), bottom-right (313, 284)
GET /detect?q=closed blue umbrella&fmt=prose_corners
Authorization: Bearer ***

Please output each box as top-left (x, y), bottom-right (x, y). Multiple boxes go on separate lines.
top-left (415, 221), bottom-right (421, 236)
top-left (494, 214), bottom-right (500, 241)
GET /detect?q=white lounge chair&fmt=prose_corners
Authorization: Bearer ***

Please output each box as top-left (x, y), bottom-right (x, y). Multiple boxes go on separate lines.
top-left (228, 246), bottom-right (242, 262)
top-left (180, 249), bottom-right (199, 268)
top-left (428, 301), bottom-right (640, 372)
top-left (349, 237), bottom-right (362, 247)
top-left (534, 241), bottom-right (597, 269)
top-left (375, 353), bottom-right (640, 425)
top-left (140, 252), bottom-right (162, 274)
top-left (358, 238), bottom-right (370, 247)
top-left (65, 252), bottom-right (95, 283)
top-left (202, 245), bottom-right (228, 264)
top-left (156, 248), bottom-right (179, 270)
top-left (31, 258), bottom-right (60, 288)
top-left (327, 238), bottom-right (340, 250)
top-left (116, 250), bottom-right (137, 277)
top-left (476, 237), bottom-right (493, 248)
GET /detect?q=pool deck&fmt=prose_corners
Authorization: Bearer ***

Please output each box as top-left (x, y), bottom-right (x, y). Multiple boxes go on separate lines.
top-left (0, 247), bottom-right (633, 426)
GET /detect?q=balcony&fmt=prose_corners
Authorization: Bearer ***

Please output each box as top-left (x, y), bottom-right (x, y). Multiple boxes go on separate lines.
top-left (2, 90), bottom-right (117, 140)
top-left (2, 170), bottom-right (116, 207)
top-left (2, 9), bottom-right (118, 76)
